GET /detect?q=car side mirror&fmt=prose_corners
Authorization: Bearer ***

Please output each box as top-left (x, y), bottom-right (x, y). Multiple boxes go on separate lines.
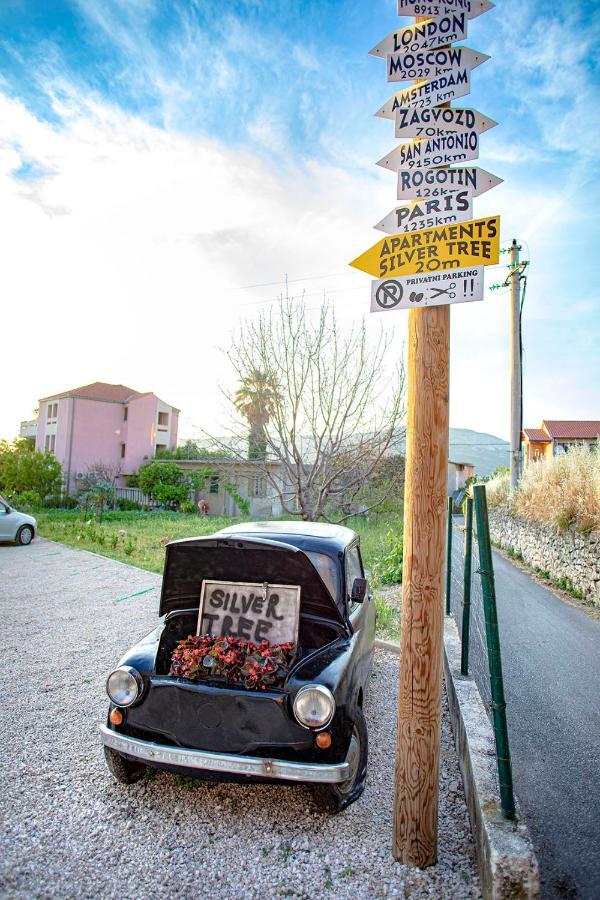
top-left (351, 577), bottom-right (367, 603)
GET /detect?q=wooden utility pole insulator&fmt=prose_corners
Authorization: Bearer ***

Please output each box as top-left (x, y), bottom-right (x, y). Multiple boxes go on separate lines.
top-left (393, 14), bottom-right (450, 868)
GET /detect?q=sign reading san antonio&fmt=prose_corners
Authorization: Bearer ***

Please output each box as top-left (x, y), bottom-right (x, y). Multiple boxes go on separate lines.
top-left (350, 215), bottom-right (500, 278)
top-left (197, 580), bottom-right (301, 645)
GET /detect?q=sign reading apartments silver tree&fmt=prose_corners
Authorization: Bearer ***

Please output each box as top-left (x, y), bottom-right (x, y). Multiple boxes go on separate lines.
top-left (197, 580), bottom-right (301, 645)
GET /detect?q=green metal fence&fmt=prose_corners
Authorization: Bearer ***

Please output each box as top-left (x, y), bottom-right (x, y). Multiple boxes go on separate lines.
top-left (446, 484), bottom-right (515, 820)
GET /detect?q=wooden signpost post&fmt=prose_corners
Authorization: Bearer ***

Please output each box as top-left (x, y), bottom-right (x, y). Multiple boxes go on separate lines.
top-left (350, 1), bottom-right (497, 867)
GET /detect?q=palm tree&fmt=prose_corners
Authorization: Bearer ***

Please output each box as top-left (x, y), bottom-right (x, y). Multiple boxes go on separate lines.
top-left (234, 370), bottom-right (278, 460)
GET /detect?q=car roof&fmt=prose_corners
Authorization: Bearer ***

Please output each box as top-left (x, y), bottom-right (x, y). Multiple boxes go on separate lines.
top-left (214, 520), bottom-right (358, 555)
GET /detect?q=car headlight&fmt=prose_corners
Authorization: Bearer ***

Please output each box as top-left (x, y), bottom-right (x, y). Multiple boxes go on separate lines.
top-left (106, 666), bottom-right (143, 707)
top-left (293, 685), bottom-right (335, 730)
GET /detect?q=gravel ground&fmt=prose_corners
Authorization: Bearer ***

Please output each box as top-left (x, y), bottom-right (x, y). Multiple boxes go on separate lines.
top-left (0, 539), bottom-right (480, 899)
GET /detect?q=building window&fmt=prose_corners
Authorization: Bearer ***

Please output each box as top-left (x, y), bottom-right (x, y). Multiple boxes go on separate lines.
top-left (123, 407), bottom-right (128, 422)
top-left (45, 434), bottom-right (56, 453)
top-left (209, 476), bottom-right (219, 494)
top-left (157, 412), bottom-right (169, 429)
top-left (46, 402), bottom-right (58, 423)
top-left (249, 476), bottom-right (266, 498)
top-left (121, 443), bottom-right (126, 459)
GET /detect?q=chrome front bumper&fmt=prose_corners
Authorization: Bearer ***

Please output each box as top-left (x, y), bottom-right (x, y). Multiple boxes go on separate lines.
top-left (100, 724), bottom-right (350, 784)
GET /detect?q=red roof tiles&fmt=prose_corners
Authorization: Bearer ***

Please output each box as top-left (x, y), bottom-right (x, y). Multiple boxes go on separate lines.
top-left (542, 420), bottom-right (600, 440)
top-left (40, 382), bottom-right (143, 404)
top-left (523, 428), bottom-right (549, 442)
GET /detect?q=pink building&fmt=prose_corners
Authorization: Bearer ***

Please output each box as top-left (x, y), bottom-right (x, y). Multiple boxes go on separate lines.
top-left (35, 382), bottom-right (179, 493)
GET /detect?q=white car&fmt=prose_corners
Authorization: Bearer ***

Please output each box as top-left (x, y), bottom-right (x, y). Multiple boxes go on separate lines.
top-left (0, 496), bottom-right (37, 545)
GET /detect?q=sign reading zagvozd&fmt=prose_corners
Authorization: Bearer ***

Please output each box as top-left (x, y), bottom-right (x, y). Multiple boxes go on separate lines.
top-left (397, 0), bottom-right (494, 19)
top-left (349, 215), bottom-right (500, 278)
top-left (395, 106), bottom-right (497, 139)
top-left (386, 46), bottom-right (488, 83)
top-left (371, 266), bottom-right (484, 312)
top-left (375, 191), bottom-right (473, 234)
top-left (197, 580), bottom-right (301, 645)
top-left (376, 69), bottom-right (471, 117)
top-left (370, 12), bottom-right (468, 57)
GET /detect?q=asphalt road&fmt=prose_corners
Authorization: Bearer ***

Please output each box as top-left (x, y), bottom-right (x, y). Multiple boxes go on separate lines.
top-left (492, 550), bottom-right (600, 899)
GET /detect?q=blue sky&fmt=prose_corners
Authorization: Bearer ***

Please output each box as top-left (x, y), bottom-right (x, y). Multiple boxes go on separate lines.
top-left (1, 0), bottom-right (598, 440)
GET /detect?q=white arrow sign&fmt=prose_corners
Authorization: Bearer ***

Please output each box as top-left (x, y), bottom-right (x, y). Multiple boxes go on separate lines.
top-left (369, 12), bottom-right (468, 58)
top-left (387, 46), bottom-right (488, 83)
top-left (397, 166), bottom-right (503, 201)
top-left (395, 106), bottom-right (497, 138)
top-left (397, 0), bottom-right (494, 19)
top-left (375, 191), bottom-right (473, 235)
top-left (378, 130), bottom-right (479, 171)
top-left (376, 69), bottom-right (471, 118)
top-left (371, 267), bottom-right (485, 313)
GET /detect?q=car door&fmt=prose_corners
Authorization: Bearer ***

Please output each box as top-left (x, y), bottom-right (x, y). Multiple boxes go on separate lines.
top-left (0, 504), bottom-right (14, 540)
top-left (346, 544), bottom-right (376, 688)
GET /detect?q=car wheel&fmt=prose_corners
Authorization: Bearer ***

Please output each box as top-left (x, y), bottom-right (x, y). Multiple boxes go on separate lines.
top-left (16, 525), bottom-right (34, 546)
top-left (313, 707), bottom-right (368, 813)
top-left (103, 746), bottom-right (147, 784)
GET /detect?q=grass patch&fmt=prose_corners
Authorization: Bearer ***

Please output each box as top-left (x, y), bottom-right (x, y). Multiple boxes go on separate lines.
top-left (374, 592), bottom-right (401, 644)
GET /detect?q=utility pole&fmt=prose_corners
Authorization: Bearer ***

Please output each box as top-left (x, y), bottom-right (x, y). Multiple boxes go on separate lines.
top-left (509, 239), bottom-right (522, 493)
top-left (393, 14), bottom-right (448, 869)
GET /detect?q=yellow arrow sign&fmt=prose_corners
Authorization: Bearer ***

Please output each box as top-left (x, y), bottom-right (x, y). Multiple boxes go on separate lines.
top-left (349, 215), bottom-right (500, 279)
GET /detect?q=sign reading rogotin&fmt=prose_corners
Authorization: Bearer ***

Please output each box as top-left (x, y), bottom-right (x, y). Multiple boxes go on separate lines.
top-left (349, 215), bottom-right (500, 278)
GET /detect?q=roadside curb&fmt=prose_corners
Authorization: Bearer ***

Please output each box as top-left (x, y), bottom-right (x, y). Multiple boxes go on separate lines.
top-left (373, 638), bottom-right (400, 655)
top-left (443, 617), bottom-right (540, 899)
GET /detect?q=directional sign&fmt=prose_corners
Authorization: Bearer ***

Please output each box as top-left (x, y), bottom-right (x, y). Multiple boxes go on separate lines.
top-left (395, 106), bottom-right (497, 139)
top-left (371, 266), bottom-right (484, 313)
top-left (369, 12), bottom-right (468, 58)
top-left (397, 0), bottom-right (494, 19)
top-left (378, 131), bottom-right (479, 171)
top-left (397, 166), bottom-right (503, 201)
top-left (374, 191), bottom-right (473, 235)
top-left (387, 47), bottom-right (488, 83)
top-left (349, 215), bottom-right (500, 278)
top-left (376, 69), bottom-right (471, 118)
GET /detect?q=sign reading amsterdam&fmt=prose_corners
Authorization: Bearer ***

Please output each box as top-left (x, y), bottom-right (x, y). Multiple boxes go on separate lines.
top-left (395, 106), bottom-right (497, 139)
top-left (378, 131), bottom-right (479, 170)
top-left (350, 216), bottom-right (499, 278)
top-left (376, 69), bottom-right (471, 117)
top-left (397, 166), bottom-right (502, 200)
top-left (386, 46), bottom-right (488, 83)
top-left (370, 12), bottom-right (467, 58)
top-left (371, 266), bottom-right (484, 313)
top-left (397, 0), bottom-right (494, 18)
top-left (375, 191), bottom-right (473, 234)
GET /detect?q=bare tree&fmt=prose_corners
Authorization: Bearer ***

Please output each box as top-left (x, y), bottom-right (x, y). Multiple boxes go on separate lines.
top-left (212, 298), bottom-right (406, 523)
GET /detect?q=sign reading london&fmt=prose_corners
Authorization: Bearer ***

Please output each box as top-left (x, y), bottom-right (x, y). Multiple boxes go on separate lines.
top-left (349, 215), bottom-right (500, 278)
top-left (370, 13), bottom-right (468, 57)
top-left (375, 192), bottom-right (473, 235)
top-left (395, 106), bottom-right (497, 139)
top-left (376, 70), bottom-right (471, 117)
top-left (371, 266), bottom-right (484, 313)
top-left (397, 0), bottom-right (494, 18)
top-left (386, 46), bottom-right (488, 83)
top-left (396, 166), bottom-right (503, 200)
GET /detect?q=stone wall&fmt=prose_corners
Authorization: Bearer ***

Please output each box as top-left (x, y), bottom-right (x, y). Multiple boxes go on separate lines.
top-left (488, 510), bottom-right (600, 608)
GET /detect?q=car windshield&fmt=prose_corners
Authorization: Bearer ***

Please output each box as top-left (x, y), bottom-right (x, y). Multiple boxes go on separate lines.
top-left (305, 551), bottom-right (339, 599)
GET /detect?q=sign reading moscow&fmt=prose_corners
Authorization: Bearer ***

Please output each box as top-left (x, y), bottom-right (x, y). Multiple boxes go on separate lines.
top-left (349, 215), bottom-right (500, 278)
top-left (386, 46), bottom-right (488, 83)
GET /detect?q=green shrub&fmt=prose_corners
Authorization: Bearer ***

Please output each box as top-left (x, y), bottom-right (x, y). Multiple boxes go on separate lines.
top-left (12, 490), bottom-right (43, 509)
top-left (371, 528), bottom-right (404, 585)
top-left (180, 499), bottom-right (197, 514)
top-left (117, 498), bottom-right (141, 511)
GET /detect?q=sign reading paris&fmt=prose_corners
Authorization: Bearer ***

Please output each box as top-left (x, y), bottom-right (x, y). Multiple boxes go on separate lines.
top-left (349, 215), bottom-right (500, 278)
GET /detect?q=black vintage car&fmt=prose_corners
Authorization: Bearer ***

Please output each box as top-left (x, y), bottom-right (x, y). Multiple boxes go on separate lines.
top-left (100, 521), bottom-right (376, 810)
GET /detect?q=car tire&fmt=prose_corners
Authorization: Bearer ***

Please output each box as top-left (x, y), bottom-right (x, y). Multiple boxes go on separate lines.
top-left (103, 746), bottom-right (147, 784)
top-left (16, 525), bottom-right (34, 546)
top-left (313, 706), bottom-right (368, 813)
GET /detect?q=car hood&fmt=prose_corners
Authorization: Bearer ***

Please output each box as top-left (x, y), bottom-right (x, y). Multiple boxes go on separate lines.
top-left (159, 535), bottom-right (345, 627)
